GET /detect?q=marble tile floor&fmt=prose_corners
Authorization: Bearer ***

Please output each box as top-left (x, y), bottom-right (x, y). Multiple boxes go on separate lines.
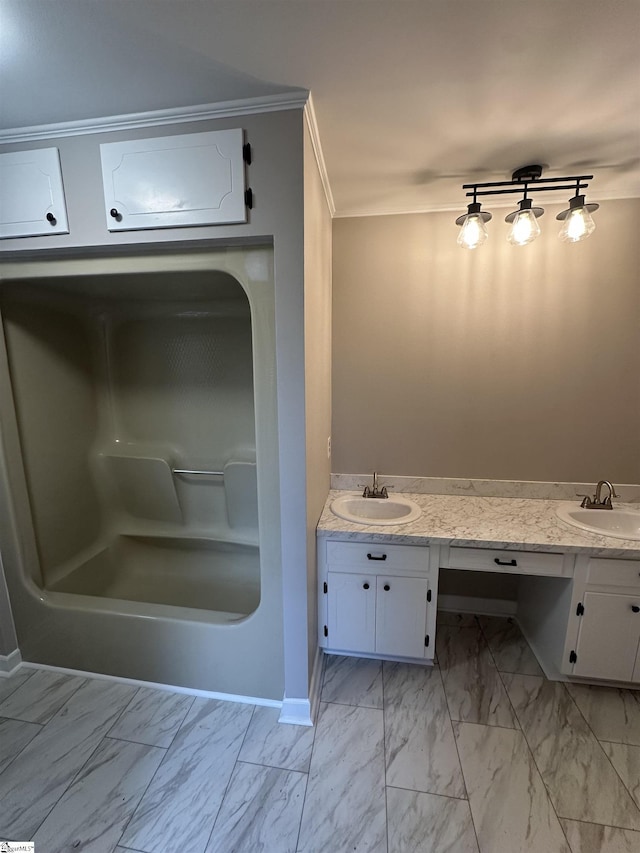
top-left (0, 613), bottom-right (638, 852)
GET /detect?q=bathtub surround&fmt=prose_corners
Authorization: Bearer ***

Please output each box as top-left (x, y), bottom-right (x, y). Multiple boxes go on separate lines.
top-left (0, 248), bottom-right (286, 701)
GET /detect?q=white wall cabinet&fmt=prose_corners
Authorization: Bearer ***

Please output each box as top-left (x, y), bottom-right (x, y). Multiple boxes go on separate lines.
top-left (319, 539), bottom-right (438, 662)
top-left (0, 147), bottom-right (69, 238)
top-left (100, 129), bottom-right (248, 231)
top-left (566, 557), bottom-right (640, 683)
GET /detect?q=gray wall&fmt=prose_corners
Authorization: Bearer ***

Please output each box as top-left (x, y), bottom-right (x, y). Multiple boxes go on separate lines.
top-left (332, 198), bottom-right (640, 484)
top-left (303, 122), bottom-right (332, 683)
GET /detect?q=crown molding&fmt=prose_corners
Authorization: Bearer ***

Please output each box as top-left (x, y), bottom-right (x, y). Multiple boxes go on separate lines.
top-left (0, 91), bottom-right (310, 144)
top-left (303, 94), bottom-right (336, 217)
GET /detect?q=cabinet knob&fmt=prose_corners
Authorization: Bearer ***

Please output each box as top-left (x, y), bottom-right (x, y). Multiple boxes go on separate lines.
top-left (46, 212), bottom-right (57, 225)
top-left (110, 208), bottom-right (120, 219)
top-left (363, 583), bottom-right (370, 590)
top-left (632, 605), bottom-right (640, 613)
top-left (384, 584), bottom-right (390, 591)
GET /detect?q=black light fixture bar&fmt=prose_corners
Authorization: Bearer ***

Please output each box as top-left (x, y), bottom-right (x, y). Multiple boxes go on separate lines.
top-left (463, 173), bottom-right (593, 190)
top-left (466, 182), bottom-right (589, 199)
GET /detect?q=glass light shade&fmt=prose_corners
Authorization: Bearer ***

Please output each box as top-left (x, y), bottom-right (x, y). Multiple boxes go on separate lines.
top-left (559, 206), bottom-right (596, 242)
top-left (507, 209), bottom-right (541, 246)
top-left (457, 213), bottom-right (488, 249)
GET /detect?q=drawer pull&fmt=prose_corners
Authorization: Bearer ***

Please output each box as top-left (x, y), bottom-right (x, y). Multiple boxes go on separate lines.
top-left (632, 605), bottom-right (640, 613)
top-left (494, 558), bottom-right (517, 567)
top-left (383, 584), bottom-right (391, 591)
top-left (367, 553), bottom-right (387, 561)
top-left (363, 583), bottom-right (370, 590)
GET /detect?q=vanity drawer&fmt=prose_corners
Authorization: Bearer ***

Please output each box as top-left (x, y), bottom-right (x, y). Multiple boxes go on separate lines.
top-left (587, 558), bottom-right (640, 589)
top-left (444, 546), bottom-right (568, 576)
top-left (325, 541), bottom-right (429, 573)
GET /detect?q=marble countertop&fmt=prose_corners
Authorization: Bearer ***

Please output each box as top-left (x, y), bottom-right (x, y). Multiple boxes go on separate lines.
top-left (317, 490), bottom-right (640, 558)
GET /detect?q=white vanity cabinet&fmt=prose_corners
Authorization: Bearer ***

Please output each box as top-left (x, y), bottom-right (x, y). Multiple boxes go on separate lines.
top-left (566, 557), bottom-right (640, 682)
top-left (318, 539), bottom-right (438, 662)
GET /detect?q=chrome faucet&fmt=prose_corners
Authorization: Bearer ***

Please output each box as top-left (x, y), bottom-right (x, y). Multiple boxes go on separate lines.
top-left (362, 471), bottom-right (388, 499)
top-left (579, 480), bottom-right (618, 509)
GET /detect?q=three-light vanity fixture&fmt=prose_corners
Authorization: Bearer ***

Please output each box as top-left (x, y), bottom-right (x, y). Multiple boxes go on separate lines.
top-left (456, 165), bottom-right (599, 249)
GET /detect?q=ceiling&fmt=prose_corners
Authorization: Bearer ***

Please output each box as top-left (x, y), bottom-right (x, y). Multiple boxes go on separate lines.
top-left (2, 0), bottom-right (639, 216)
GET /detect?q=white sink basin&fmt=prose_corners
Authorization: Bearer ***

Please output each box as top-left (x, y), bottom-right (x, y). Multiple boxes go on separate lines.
top-left (556, 503), bottom-right (640, 540)
top-left (331, 493), bottom-right (422, 526)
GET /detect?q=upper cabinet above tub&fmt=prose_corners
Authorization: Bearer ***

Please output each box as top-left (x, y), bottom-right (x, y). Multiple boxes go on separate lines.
top-left (100, 128), bottom-right (250, 231)
top-left (0, 147), bottom-right (70, 238)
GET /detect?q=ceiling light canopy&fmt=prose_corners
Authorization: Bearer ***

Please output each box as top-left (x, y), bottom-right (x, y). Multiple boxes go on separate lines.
top-left (456, 166), bottom-right (599, 248)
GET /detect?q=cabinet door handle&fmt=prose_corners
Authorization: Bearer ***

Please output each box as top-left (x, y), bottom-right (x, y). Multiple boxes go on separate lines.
top-left (46, 212), bottom-right (57, 225)
top-left (383, 584), bottom-right (390, 591)
top-left (363, 583), bottom-right (370, 590)
top-left (110, 208), bottom-right (120, 219)
top-left (367, 553), bottom-right (387, 561)
top-left (494, 558), bottom-right (517, 567)
top-left (632, 605), bottom-right (640, 613)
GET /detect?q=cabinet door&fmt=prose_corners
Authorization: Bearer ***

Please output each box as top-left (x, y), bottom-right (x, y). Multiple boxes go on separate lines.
top-left (572, 591), bottom-right (640, 682)
top-left (327, 572), bottom-right (376, 653)
top-left (100, 129), bottom-right (247, 231)
top-left (0, 147), bottom-right (69, 238)
top-left (376, 576), bottom-right (429, 659)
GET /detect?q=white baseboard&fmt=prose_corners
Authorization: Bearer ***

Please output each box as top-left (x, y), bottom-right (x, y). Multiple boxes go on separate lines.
top-left (278, 645), bottom-right (325, 727)
top-left (18, 661), bottom-right (282, 708)
top-left (278, 697), bottom-right (313, 726)
top-left (438, 594), bottom-right (517, 617)
top-left (0, 648), bottom-right (22, 675)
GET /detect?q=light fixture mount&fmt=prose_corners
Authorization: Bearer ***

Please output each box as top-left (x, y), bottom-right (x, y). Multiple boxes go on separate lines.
top-left (511, 164), bottom-right (543, 182)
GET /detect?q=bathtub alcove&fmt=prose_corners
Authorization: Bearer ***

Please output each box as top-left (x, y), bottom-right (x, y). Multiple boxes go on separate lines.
top-left (0, 248), bottom-right (284, 701)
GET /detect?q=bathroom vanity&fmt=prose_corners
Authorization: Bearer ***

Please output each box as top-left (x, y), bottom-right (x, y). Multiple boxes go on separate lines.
top-left (317, 490), bottom-right (640, 686)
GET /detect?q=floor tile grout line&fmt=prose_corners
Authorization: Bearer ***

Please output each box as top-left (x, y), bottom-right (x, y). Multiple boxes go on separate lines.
top-left (0, 669), bottom-right (35, 705)
top-left (105, 684), bottom-right (144, 740)
top-left (382, 659), bottom-right (390, 853)
top-left (112, 693), bottom-right (201, 850)
top-left (562, 683), bottom-right (640, 829)
top-left (295, 663), bottom-right (327, 853)
top-left (496, 668), bottom-right (640, 834)
top-left (235, 757), bottom-right (311, 774)
top-left (0, 670), bottom-right (88, 727)
top-left (385, 782), bottom-right (470, 802)
top-left (0, 718), bottom-right (44, 779)
top-left (564, 687), bottom-right (640, 818)
top-left (116, 696), bottom-right (253, 853)
top-left (294, 752), bottom-right (313, 853)
top-left (104, 683), bottom-right (197, 749)
top-left (439, 662), bottom-right (480, 852)
top-left (27, 734), bottom-right (107, 842)
top-left (103, 734), bottom-right (172, 750)
top-left (12, 675), bottom-right (140, 842)
top-left (496, 667), bottom-right (575, 851)
top-left (200, 704), bottom-right (257, 853)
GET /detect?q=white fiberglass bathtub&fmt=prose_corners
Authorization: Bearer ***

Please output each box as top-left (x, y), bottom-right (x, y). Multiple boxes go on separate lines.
top-left (0, 248), bottom-right (284, 701)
